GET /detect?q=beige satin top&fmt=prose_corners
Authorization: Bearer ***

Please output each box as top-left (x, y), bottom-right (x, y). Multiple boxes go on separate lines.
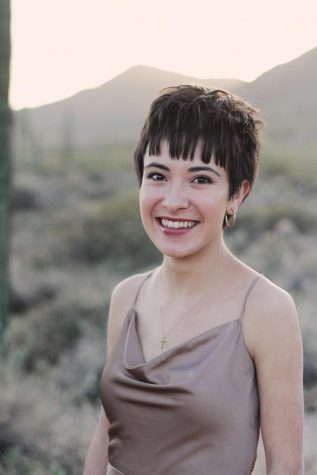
top-left (100, 273), bottom-right (262, 475)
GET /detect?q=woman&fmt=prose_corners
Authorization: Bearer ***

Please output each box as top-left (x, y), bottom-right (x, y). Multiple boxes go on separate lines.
top-left (84, 86), bottom-right (304, 475)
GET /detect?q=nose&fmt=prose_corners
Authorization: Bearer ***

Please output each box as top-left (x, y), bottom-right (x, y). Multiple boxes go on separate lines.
top-left (162, 182), bottom-right (189, 212)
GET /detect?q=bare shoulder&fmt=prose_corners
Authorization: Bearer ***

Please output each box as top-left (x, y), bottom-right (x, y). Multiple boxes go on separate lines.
top-left (106, 270), bottom-right (153, 355)
top-left (242, 275), bottom-right (302, 361)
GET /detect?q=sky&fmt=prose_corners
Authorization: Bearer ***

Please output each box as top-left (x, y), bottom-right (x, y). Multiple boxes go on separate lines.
top-left (10, 0), bottom-right (317, 110)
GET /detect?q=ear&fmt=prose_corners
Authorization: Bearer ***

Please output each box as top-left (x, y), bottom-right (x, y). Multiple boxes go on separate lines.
top-left (226, 180), bottom-right (250, 215)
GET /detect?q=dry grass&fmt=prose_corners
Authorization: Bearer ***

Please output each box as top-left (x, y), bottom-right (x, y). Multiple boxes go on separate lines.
top-left (0, 372), bottom-right (98, 473)
top-left (0, 322), bottom-right (106, 473)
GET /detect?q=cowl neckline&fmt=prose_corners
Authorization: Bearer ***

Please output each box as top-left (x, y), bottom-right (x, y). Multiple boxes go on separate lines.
top-left (124, 307), bottom-right (242, 369)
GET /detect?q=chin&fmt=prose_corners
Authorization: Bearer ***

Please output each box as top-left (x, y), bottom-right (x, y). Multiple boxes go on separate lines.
top-left (157, 243), bottom-right (200, 260)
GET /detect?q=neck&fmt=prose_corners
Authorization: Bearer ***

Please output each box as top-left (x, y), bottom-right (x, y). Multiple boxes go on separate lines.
top-left (159, 240), bottom-right (235, 298)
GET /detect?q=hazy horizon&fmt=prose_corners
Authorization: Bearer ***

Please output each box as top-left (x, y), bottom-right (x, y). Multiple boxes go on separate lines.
top-left (10, 0), bottom-right (317, 110)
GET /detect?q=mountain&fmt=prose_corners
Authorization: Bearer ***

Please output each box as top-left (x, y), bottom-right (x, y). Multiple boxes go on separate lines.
top-left (237, 47), bottom-right (317, 148)
top-left (13, 66), bottom-right (244, 148)
top-left (13, 48), bottom-right (317, 150)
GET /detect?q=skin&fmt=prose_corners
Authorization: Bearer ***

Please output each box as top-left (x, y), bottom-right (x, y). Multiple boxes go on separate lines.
top-left (139, 142), bottom-right (240, 261)
top-left (84, 141), bottom-right (304, 475)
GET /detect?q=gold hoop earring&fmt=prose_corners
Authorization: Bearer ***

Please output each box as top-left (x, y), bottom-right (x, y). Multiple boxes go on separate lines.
top-left (225, 210), bottom-right (236, 228)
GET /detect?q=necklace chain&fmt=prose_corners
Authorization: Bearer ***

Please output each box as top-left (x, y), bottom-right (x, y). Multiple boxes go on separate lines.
top-left (159, 269), bottom-right (212, 350)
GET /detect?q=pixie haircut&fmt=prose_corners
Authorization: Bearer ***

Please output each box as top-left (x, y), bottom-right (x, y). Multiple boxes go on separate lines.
top-left (133, 85), bottom-right (264, 199)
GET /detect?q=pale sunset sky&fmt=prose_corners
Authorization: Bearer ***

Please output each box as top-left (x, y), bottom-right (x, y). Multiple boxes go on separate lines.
top-left (10, 0), bottom-right (317, 110)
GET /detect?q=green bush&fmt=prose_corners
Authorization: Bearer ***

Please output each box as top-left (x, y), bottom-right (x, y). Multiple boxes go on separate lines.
top-left (63, 191), bottom-right (160, 268)
top-left (236, 203), bottom-right (317, 239)
top-left (2, 302), bottom-right (88, 372)
top-left (0, 447), bottom-right (66, 475)
top-left (261, 145), bottom-right (317, 187)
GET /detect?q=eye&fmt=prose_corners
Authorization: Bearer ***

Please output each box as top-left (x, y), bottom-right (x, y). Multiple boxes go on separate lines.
top-left (191, 175), bottom-right (213, 185)
top-left (145, 171), bottom-right (166, 182)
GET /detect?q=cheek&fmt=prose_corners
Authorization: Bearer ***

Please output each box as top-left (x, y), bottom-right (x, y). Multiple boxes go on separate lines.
top-left (139, 187), bottom-right (148, 211)
top-left (199, 193), bottom-right (227, 212)
top-left (139, 187), bottom-right (157, 224)
top-left (139, 185), bottom-right (161, 207)
top-left (139, 197), bottom-right (147, 225)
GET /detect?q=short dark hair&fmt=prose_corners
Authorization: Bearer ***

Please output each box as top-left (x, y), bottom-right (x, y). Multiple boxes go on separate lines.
top-left (133, 85), bottom-right (264, 200)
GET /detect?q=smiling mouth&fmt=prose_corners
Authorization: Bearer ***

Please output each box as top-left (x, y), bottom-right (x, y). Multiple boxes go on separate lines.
top-left (158, 218), bottom-right (199, 229)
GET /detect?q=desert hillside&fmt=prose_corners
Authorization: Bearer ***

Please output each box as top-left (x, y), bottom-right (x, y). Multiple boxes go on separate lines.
top-left (13, 47), bottom-right (317, 152)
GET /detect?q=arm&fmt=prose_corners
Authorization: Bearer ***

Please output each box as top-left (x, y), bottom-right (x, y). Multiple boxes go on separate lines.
top-left (83, 272), bottom-right (150, 474)
top-left (83, 408), bottom-right (109, 475)
top-left (250, 289), bottom-right (304, 474)
top-left (83, 281), bottom-right (124, 475)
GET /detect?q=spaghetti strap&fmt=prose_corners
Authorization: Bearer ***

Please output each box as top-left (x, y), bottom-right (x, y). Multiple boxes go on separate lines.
top-left (131, 270), bottom-right (154, 310)
top-left (239, 273), bottom-right (263, 320)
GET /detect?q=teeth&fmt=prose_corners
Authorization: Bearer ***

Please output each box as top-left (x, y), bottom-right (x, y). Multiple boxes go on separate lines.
top-left (161, 219), bottom-right (196, 229)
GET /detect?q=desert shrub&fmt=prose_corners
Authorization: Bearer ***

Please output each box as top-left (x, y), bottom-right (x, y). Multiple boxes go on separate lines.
top-left (73, 141), bottom-right (135, 172)
top-left (62, 191), bottom-right (160, 268)
top-left (303, 329), bottom-right (317, 390)
top-left (0, 448), bottom-right (66, 475)
top-left (304, 349), bottom-right (317, 390)
top-left (234, 220), bottom-right (317, 293)
top-left (9, 283), bottom-right (58, 314)
top-left (2, 302), bottom-right (90, 372)
top-left (235, 202), bottom-right (317, 240)
top-left (305, 387), bottom-right (317, 412)
top-left (261, 145), bottom-right (317, 187)
top-left (0, 371), bottom-right (97, 475)
top-left (52, 333), bottom-right (105, 404)
top-left (12, 185), bottom-right (41, 211)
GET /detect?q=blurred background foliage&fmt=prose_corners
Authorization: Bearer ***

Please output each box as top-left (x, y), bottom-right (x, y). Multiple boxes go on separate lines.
top-left (1, 136), bottom-right (317, 474)
top-left (2, 43), bottom-right (317, 471)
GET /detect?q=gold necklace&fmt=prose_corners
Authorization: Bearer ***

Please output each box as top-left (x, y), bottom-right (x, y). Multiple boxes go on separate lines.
top-left (159, 269), bottom-right (212, 350)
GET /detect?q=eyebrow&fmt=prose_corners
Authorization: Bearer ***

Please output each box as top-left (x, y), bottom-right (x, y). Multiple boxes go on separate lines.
top-left (188, 166), bottom-right (221, 177)
top-left (144, 162), bottom-right (169, 171)
top-left (144, 162), bottom-right (221, 177)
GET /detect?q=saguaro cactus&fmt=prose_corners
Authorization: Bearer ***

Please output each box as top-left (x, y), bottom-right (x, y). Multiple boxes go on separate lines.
top-left (0, 0), bottom-right (11, 333)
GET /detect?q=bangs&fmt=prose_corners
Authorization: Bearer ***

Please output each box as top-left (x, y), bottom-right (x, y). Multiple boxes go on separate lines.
top-left (146, 91), bottom-right (237, 170)
top-left (147, 128), bottom-right (228, 171)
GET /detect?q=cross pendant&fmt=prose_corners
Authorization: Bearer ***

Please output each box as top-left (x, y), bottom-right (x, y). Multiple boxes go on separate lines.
top-left (160, 336), bottom-right (167, 349)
